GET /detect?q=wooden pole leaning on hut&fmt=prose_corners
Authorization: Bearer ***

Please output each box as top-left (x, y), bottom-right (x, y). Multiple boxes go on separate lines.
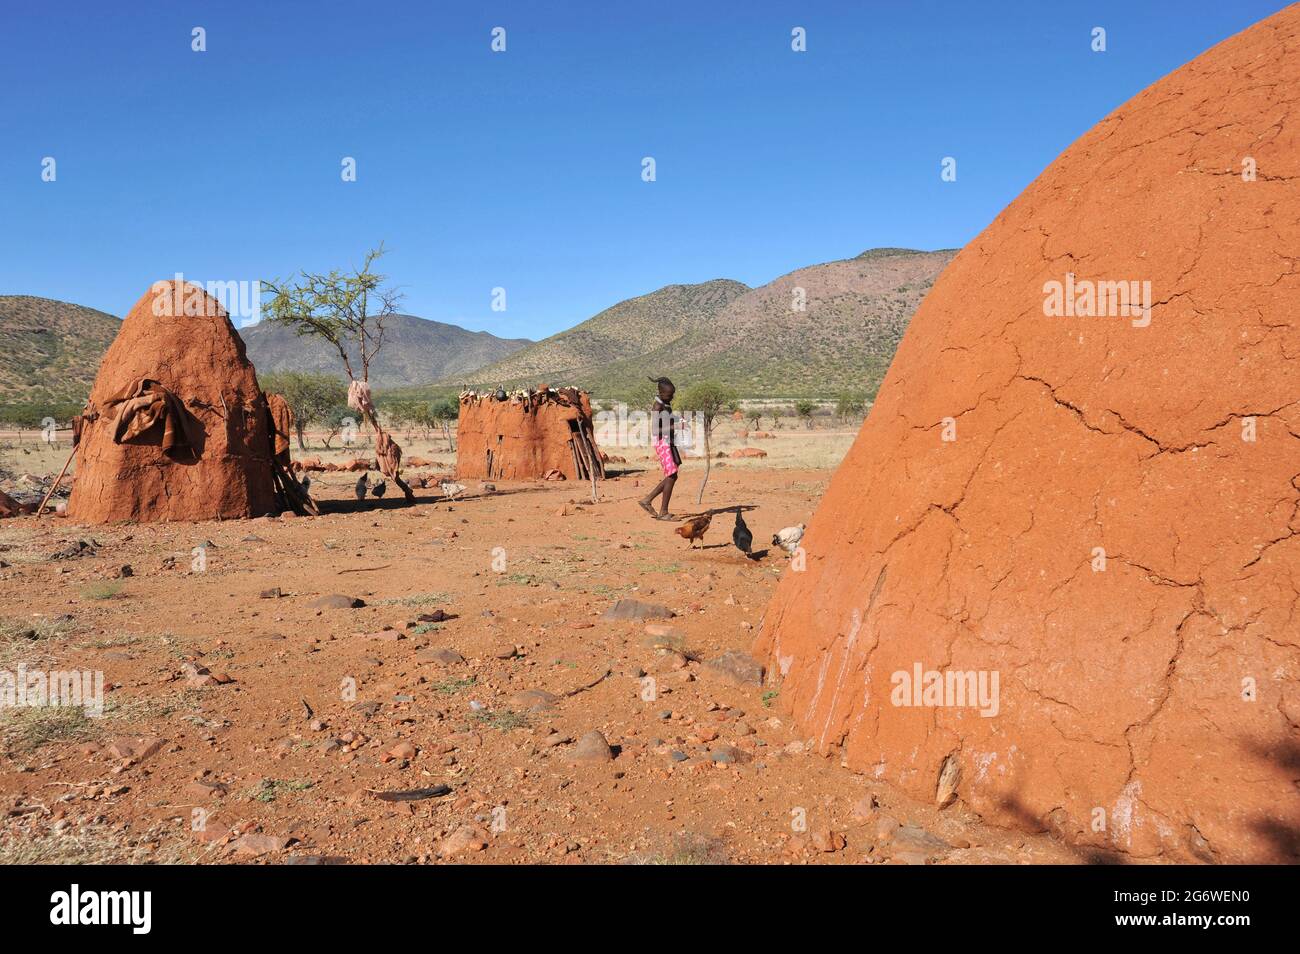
top-left (36, 445), bottom-right (77, 517)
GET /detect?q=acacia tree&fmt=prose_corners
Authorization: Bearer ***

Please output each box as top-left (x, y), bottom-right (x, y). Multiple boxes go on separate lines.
top-left (263, 245), bottom-right (414, 500)
top-left (431, 398), bottom-right (459, 451)
top-left (679, 380), bottom-right (738, 505)
top-left (260, 371), bottom-right (347, 450)
top-left (835, 391), bottom-right (867, 424)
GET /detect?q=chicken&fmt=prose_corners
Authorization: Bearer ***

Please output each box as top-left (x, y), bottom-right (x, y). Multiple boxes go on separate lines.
top-left (299, 475), bottom-right (311, 494)
top-left (439, 480), bottom-right (467, 501)
top-left (370, 479), bottom-right (387, 498)
top-left (354, 474), bottom-right (369, 500)
top-left (732, 510), bottom-right (753, 554)
top-left (772, 523), bottom-right (806, 554)
top-left (675, 513), bottom-right (712, 547)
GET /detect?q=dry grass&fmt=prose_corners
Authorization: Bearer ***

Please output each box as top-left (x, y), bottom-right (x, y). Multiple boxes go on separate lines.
top-left (626, 831), bottom-right (730, 865)
top-left (0, 827), bottom-right (198, 865)
top-left (0, 614), bottom-right (72, 668)
top-left (0, 705), bottom-right (101, 752)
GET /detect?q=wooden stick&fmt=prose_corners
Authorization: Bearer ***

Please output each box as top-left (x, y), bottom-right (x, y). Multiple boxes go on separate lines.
top-left (572, 441), bottom-right (587, 486)
top-left (37, 446), bottom-right (77, 518)
top-left (574, 431), bottom-right (599, 503)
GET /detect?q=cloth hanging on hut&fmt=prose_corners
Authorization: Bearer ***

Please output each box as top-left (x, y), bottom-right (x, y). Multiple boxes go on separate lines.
top-left (265, 393), bottom-right (294, 466)
top-left (107, 379), bottom-right (204, 458)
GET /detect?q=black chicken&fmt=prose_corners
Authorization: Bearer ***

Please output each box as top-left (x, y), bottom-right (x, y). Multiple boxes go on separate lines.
top-left (732, 510), bottom-right (753, 554)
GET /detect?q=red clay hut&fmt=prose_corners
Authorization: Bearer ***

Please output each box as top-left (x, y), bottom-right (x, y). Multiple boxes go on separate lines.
top-left (456, 386), bottom-right (603, 482)
top-left (755, 6), bottom-right (1300, 863)
top-left (67, 281), bottom-right (280, 523)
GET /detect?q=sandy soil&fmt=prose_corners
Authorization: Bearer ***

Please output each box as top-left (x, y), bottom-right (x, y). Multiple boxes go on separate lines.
top-left (0, 427), bottom-right (1080, 864)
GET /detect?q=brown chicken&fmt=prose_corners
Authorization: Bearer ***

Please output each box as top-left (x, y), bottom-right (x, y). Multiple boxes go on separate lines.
top-left (675, 513), bottom-right (712, 547)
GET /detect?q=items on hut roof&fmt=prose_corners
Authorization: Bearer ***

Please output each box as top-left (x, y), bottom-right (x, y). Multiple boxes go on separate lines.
top-left (455, 384), bottom-right (604, 483)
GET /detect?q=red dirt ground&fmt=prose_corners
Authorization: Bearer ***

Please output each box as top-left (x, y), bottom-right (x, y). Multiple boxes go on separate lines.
top-left (0, 464), bottom-right (1079, 864)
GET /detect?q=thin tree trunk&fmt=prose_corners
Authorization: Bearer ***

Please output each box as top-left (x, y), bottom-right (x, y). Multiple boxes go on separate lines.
top-left (696, 426), bottom-right (712, 505)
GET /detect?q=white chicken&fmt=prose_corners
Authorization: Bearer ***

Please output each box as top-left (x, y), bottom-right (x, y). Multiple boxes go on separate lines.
top-left (771, 523), bottom-right (806, 554)
top-left (439, 480), bottom-right (467, 501)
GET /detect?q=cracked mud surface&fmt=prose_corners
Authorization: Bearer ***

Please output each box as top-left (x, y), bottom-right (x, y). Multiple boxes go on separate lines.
top-left (756, 7), bottom-right (1300, 862)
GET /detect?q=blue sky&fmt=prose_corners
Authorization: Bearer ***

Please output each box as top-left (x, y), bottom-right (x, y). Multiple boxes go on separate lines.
top-left (0, 0), bottom-right (1289, 338)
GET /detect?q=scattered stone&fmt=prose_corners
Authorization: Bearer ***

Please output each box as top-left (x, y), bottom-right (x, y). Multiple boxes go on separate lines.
top-left (850, 794), bottom-right (878, 821)
top-left (511, 689), bottom-right (559, 711)
top-left (259, 587), bottom-right (283, 599)
top-left (708, 744), bottom-right (752, 765)
top-left (416, 647), bottom-right (465, 665)
top-left (284, 855), bottom-right (349, 865)
top-left (107, 737), bottom-right (165, 763)
top-left (877, 824), bottom-right (952, 863)
top-left (569, 730), bottom-right (614, 762)
top-left (602, 598), bottom-right (674, 622)
top-left (701, 650), bottom-right (764, 686)
top-left (232, 833), bottom-right (290, 857)
top-left (437, 824), bottom-right (489, 857)
top-left (185, 780), bottom-right (228, 799)
top-left (811, 828), bottom-right (847, 852)
top-left (386, 741), bottom-right (417, 761)
top-left (50, 539), bottom-right (98, 560)
top-left (309, 594), bottom-right (365, 609)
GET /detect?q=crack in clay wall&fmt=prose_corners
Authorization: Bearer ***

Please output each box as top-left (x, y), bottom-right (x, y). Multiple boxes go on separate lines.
top-left (753, 7), bottom-right (1300, 863)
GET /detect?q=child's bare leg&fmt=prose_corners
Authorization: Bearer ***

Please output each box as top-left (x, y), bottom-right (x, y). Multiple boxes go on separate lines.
top-left (640, 478), bottom-right (667, 514)
top-left (658, 473), bottom-right (677, 516)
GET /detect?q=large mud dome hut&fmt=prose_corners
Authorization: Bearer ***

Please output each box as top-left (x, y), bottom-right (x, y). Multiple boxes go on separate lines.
top-left (456, 386), bottom-right (604, 482)
top-left (755, 7), bottom-right (1300, 863)
top-left (67, 281), bottom-right (282, 523)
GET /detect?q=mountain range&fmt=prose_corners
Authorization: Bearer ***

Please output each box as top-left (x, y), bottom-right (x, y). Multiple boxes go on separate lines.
top-left (442, 247), bottom-right (957, 401)
top-left (0, 247), bottom-right (957, 414)
top-left (236, 314), bottom-right (531, 389)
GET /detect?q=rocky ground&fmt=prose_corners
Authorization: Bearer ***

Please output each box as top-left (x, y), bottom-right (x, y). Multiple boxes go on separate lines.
top-left (0, 437), bottom-right (1079, 865)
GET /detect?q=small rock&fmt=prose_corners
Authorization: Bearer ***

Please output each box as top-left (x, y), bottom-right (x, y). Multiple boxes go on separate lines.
top-left (708, 744), bottom-right (752, 765)
top-left (810, 828), bottom-right (847, 852)
top-left (569, 730), bottom-right (613, 762)
top-left (416, 647), bottom-right (465, 665)
top-left (511, 689), bottom-right (559, 711)
top-left (107, 737), bottom-right (165, 762)
top-left (601, 598), bottom-right (674, 622)
top-left (437, 824), bottom-right (489, 858)
top-left (701, 650), bottom-right (764, 686)
top-left (232, 833), bottom-right (290, 857)
top-left (309, 594), bottom-right (365, 610)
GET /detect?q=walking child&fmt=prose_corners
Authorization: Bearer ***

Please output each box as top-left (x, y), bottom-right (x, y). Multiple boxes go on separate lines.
top-left (639, 376), bottom-right (680, 519)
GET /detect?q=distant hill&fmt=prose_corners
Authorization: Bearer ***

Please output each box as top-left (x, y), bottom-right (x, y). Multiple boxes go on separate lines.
top-left (239, 314), bottom-right (531, 390)
top-left (440, 248), bottom-right (956, 401)
top-left (0, 296), bottom-right (121, 413)
top-left (460, 279), bottom-right (749, 386)
top-left (2, 248), bottom-right (957, 419)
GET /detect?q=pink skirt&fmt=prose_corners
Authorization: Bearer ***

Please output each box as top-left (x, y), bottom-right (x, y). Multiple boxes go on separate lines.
top-left (654, 438), bottom-right (678, 477)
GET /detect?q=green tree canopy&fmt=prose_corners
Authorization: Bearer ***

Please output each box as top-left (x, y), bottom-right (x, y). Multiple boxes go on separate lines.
top-left (678, 380), bottom-right (739, 504)
top-left (260, 370), bottom-right (348, 450)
